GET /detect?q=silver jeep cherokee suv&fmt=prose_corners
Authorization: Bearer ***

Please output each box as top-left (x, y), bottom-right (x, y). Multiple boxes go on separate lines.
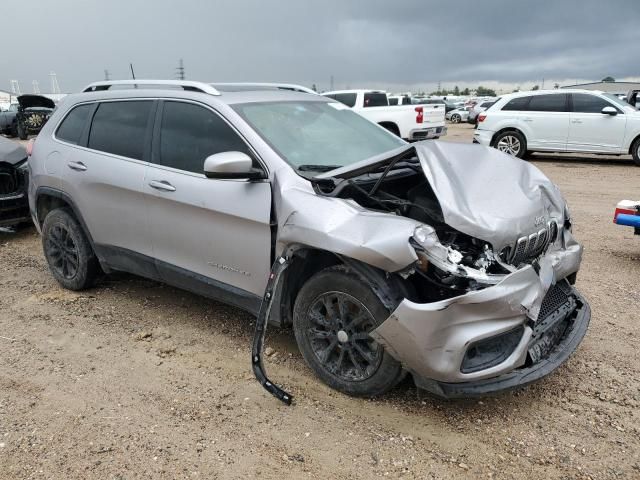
top-left (28, 80), bottom-right (590, 399)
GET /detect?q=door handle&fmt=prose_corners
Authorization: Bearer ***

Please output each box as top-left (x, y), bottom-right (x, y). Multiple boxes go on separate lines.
top-left (571, 119), bottom-right (583, 124)
top-left (67, 161), bottom-right (87, 171)
top-left (149, 180), bottom-right (176, 192)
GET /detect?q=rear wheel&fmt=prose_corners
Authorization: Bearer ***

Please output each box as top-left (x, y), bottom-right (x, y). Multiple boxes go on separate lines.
top-left (632, 138), bottom-right (640, 167)
top-left (450, 114), bottom-right (461, 124)
top-left (42, 208), bottom-right (100, 290)
top-left (293, 266), bottom-right (403, 397)
top-left (493, 130), bottom-right (527, 159)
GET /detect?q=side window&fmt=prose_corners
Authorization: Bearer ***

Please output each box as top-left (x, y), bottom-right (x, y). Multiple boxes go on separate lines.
top-left (363, 93), bottom-right (388, 108)
top-left (56, 104), bottom-right (93, 145)
top-left (527, 94), bottom-right (568, 112)
top-left (388, 98), bottom-right (399, 106)
top-left (88, 101), bottom-right (152, 160)
top-left (572, 94), bottom-right (615, 113)
top-left (502, 96), bottom-right (530, 111)
top-left (159, 101), bottom-right (251, 174)
top-left (333, 93), bottom-right (357, 108)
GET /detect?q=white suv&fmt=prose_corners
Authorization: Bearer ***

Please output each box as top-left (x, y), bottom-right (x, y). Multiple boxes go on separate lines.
top-left (473, 89), bottom-right (640, 165)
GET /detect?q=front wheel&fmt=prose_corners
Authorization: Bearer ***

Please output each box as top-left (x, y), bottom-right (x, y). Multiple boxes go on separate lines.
top-left (493, 130), bottom-right (527, 159)
top-left (451, 114), bottom-right (461, 124)
top-left (42, 208), bottom-right (100, 290)
top-left (293, 266), bottom-right (403, 397)
top-left (632, 138), bottom-right (640, 167)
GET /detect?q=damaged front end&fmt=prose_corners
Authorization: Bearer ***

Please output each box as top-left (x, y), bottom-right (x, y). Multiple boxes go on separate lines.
top-left (301, 141), bottom-right (590, 398)
top-left (0, 137), bottom-right (30, 228)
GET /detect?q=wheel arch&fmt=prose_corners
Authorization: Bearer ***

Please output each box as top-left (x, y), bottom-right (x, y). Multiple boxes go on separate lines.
top-left (628, 133), bottom-right (640, 155)
top-left (378, 121), bottom-right (401, 137)
top-left (275, 247), bottom-right (409, 327)
top-left (35, 187), bottom-right (97, 250)
top-left (490, 127), bottom-right (527, 147)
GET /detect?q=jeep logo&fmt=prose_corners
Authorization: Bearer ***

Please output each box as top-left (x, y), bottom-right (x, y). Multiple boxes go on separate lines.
top-left (534, 215), bottom-right (546, 226)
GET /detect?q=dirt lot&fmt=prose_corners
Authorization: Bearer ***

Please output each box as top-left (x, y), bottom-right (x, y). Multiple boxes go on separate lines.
top-left (1, 124), bottom-right (639, 479)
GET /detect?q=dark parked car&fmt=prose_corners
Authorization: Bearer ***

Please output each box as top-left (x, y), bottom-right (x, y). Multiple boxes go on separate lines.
top-left (0, 136), bottom-right (30, 227)
top-left (0, 95), bottom-right (55, 140)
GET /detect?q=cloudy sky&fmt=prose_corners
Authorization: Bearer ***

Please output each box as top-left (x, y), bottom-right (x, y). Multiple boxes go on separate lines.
top-left (2, 0), bottom-right (638, 94)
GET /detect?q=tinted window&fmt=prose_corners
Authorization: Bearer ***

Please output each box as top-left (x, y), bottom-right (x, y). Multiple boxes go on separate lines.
top-left (88, 101), bottom-right (152, 160)
top-left (388, 98), bottom-right (399, 106)
top-left (527, 94), bottom-right (567, 112)
top-left (481, 101), bottom-right (496, 108)
top-left (159, 101), bottom-right (250, 174)
top-left (56, 104), bottom-right (93, 145)
top-left (363, 93), bottom-right (388, 108)
top-left (333, 93), bottom-right (357, 108)
top-left (572, 94), bottom-right (614, 113)
top-left (502, 96), bottom-right (530, 111)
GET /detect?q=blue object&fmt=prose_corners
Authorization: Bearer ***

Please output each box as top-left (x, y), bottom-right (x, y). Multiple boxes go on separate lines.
top-left (616, 213), bottom-right (640, 228)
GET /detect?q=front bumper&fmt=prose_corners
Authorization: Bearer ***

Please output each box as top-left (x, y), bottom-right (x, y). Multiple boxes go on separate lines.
top-left (371, 252), bottom-right (590, 398)
top-left (409, 126), bottom-right (447, 141)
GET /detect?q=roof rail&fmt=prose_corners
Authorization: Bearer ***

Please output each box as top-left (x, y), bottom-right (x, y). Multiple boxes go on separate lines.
top-left (82, 80), bottom-right (221, 96)
top-left (211, 83), bottom-right (317, 95)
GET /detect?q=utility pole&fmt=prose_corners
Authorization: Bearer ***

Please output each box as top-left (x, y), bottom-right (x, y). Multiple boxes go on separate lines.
top-left (176, 58), bottom-right (185, 80)
top-left (10, 80), bottom-right (21, 95)
top-left (330, 75), bottom-right (334, 91)
top-left (104, 69), bottom-right (111, 81)
top-left (541, 77), bottom-right (545, 89)
top-left (49, 72), bottom-right (60, 94)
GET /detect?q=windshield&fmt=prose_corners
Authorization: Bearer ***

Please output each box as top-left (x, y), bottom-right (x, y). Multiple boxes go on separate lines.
top-left (603, 93), bottom-right (637, 111)
top-left (233, 101), bottom-right (406, 171)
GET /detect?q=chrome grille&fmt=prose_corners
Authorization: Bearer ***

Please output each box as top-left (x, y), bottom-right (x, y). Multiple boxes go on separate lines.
top-left (504, 220), bottom-right (559, 266)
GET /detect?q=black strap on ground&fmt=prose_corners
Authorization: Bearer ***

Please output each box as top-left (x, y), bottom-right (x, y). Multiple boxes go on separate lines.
top-left (251, 255), bottom-right (293, 405)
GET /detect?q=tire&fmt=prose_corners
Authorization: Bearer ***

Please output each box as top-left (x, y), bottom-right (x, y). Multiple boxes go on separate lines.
top-left (293, 265), bottom-right (403, 397)
top-left (17, 122), bottom-right (27, 140)
top-left (493, 130), bottom-right (527, 159)
top-left (451, 114), bottom-right (461, 124)
top-left (42, 208), bottom-right (100, 290)
top-left (632, 137), bottom-right (640, 167)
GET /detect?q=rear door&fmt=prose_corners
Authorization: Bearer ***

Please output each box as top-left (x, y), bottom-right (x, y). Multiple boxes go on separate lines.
top-left (521, 93), bottom-right (569, 151)
top-left (144, 100), bottom-right (272, 303)
top-left (568, 93), bottom-right (626, 153)
top-left (59, 99), bottom-right (156, 276)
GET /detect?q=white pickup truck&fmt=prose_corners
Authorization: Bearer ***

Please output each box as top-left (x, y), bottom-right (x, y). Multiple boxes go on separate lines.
top-left (323, 90), bottom-right (447, 141)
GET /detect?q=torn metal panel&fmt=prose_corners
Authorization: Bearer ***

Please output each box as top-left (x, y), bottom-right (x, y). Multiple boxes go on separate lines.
top-left (370, 233), bottom-right (585, 386)
top-left (273, 166), bottom-right (421, 273)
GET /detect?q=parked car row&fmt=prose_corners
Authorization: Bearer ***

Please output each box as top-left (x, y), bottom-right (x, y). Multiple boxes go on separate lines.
top-left (13, 79), bottom-right (590, 404)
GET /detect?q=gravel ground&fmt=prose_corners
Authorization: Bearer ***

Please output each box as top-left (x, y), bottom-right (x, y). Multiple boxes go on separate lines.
top-left (1, 125), bottom-right (639, 479)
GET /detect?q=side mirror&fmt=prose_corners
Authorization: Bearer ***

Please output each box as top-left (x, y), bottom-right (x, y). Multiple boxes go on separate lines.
top-left (601, 106), bottom-right (617, 116)
top-left (203, 151), bottom-right (265, 180)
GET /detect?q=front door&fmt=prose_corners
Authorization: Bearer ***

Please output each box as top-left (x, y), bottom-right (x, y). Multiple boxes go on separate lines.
top-left (143, 100), bottom-right (272, 307)
top-left (568, 93), bottom-right (627, 153)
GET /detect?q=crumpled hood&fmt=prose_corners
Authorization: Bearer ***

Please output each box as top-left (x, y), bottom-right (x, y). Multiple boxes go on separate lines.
top-left (17, 94), bottom-right (55, 110)
top-left (0, 136), bottom-right (27, 165)
top-left (414, 141), bottom-right (566, 249)
top-left (315, 141), bottom-right (566, 250)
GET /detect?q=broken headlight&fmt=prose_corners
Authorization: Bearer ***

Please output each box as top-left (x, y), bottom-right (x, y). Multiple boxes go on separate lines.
top-left (412, 225), bottom-right (508, 286)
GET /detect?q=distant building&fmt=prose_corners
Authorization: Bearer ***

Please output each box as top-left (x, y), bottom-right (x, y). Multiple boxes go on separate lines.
top-left (561, 81), bottom-right (640, 95)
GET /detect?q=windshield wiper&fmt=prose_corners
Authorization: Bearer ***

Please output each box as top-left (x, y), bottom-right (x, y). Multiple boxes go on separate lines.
top-left (296, 164), bottom-right (342, 172)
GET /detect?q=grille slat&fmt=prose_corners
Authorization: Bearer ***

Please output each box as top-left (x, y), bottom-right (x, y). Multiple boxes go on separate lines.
top-left (505, 220), bottom-right (559, 266)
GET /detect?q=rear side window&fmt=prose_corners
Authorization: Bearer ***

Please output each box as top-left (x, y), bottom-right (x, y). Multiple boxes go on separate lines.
top-left (572, 94), bottom-right (615, 113)
top-left (502, 96), bottom-right (530, 111)
top-left (88, 101), bottom-right (152, 160)
top-left (158, 101), bottom-right (251, 174)
top-left (332, 93), bottom-right (357, 108)
top-left (363, 93), bottom-right (388, 108)
top-left (388, 98), bottom-right (398, 106)
top-left (527, 94), bottom-right (568, 112)
top-left (56, 104), bottom-right (93, 145)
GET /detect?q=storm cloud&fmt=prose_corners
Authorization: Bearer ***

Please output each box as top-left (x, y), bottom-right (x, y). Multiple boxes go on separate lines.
top-left (2, 0), bottom-right (638, 94)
